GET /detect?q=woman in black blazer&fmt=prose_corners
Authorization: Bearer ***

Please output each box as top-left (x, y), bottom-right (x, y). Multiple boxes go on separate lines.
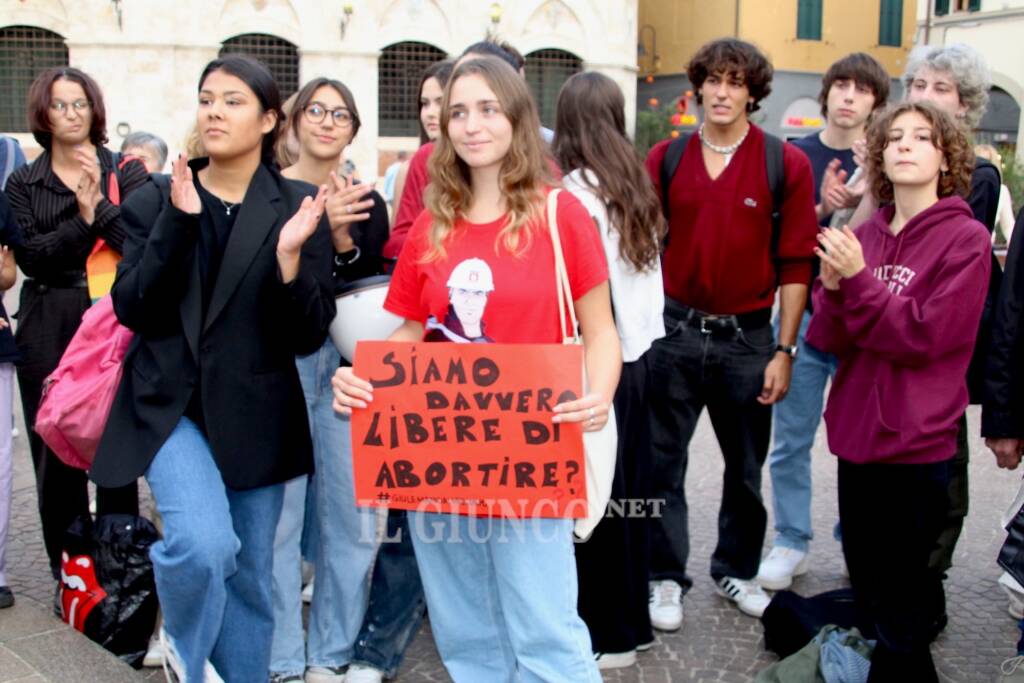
top-left (4, 67), bottom-right (147, 584)
top-left (90, 56), bottom-right (335, 682)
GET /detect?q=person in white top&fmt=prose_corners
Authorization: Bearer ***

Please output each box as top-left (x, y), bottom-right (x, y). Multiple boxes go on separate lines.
top-left (975, 144), bottom-right (1015, 244)
top-left (552, 71), bottom-right (667, 671)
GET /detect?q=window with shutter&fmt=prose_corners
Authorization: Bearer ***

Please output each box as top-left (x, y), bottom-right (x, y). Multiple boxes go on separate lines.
top-left (797, 0), bottom-right (824, 40)
top-left (378, 42), bottom-right (447, 137)
top-left (220, 34), bottom-right (299, 99)
top-left (0, 26), bottom-right (68, 132)
top-left (879, 0), bottom-right (903, 46)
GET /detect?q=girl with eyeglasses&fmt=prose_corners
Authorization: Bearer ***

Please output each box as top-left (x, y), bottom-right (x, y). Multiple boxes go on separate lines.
top-left (5, 66), bottom-right (148, 589)
top-left (89, 56), bottom-right (335, 681)
top-left (268, 77), bottom-right (388, 683)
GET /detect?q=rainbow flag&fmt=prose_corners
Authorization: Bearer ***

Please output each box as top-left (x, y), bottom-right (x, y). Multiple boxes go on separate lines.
top-left (86, 239), bottom-right (119, 303)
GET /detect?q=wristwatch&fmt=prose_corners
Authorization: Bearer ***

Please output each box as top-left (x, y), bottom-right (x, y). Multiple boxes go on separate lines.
top-left (776, 343), bottom-right (798, 359)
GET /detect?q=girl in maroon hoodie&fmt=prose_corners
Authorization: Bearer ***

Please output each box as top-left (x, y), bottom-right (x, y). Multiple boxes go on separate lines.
top-left (806, 101), bottom-right (990, 682)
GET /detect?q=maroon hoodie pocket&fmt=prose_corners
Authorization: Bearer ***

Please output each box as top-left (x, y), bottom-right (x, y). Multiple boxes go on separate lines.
top-left (872, 384), bottom-right (901, 435)
top-left (831, 383), bottom-right (902, 460)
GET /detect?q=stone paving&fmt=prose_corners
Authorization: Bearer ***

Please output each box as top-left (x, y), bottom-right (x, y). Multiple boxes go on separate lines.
top-left (3, 403), bottom-right (1022, 682)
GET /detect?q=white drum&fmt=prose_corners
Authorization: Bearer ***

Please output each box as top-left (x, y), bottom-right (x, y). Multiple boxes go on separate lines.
top-left (329, 275), bottom-right (403, 363)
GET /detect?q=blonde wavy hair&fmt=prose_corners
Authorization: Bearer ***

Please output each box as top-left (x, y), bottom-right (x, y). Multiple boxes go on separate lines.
top-left (423, 56), bottom-right (552, 261)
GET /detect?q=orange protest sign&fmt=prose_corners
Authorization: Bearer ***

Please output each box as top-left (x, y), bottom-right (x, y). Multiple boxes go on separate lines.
top-left (351, 341), bottom-right (586, 518)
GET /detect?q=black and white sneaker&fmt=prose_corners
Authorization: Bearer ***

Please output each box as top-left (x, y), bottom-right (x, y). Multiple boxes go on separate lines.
top-left (714, 576), bottom-right (771, 618)
top-left (594, 649), bottom-right (637, 670)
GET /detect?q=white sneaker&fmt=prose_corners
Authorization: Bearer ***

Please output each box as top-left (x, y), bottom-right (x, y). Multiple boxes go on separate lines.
top-left (159, 627), bottom-right (225, 683)
top-left (143, 635), bottom-right (165, 668)
top-left (301, 578), bottom-right (315, 604)
top-left (715, 576), bottom-right (772, 618)
top-left (756, 546), bottom-right (809, 590)
top-left (345, 663), bottom-right (384, 682)
top-left (304, 666), bottom-right (345, 683)
top-left (648, 580), bottom-right (684, 631)
top-left (1000, 572), bottom-right (1024, 620)
top-left (594, 649), bottom-right (637, 670)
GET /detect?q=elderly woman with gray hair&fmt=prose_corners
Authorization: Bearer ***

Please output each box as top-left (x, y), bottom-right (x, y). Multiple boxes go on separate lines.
top-left (120, 131), bottom-right (168, 173)
top-left (845, 42), bottom-right (1000, 633)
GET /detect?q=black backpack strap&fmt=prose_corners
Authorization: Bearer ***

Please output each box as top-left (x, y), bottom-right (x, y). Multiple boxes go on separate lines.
top-left (659, 134), bottom-right (691, 222)
top-left (764, 133), bottom-right (786, 269)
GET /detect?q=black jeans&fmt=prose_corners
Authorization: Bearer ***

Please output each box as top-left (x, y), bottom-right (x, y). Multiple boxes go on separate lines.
top-left (929, 411), bottom-right (968, 578)
top-left (838, 458), bottom-right (950, 683)
top-left (14, 283), bottom-right (138, 579)
top-left (576, 355), bottom-right (654, 653)
top-left (350, 510), bottom-right (427, 677)
top-left (648, 300), bottom-right (775, 589)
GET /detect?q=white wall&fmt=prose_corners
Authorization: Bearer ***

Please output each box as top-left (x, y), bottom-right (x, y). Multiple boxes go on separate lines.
top-left (0, 0), bottom-right (639, 178)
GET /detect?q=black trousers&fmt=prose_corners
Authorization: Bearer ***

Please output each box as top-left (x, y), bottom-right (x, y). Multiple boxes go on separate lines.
top-left (648, 301), bottom-right (775, 589)
top-left (14, 282), bottom-right (138, 579)
top-left (576, 354), bottom-right (654, 654)
top-left (929, 411), bottom-right (969, 578)
top-left (838, 458), bottom-right (950, 683)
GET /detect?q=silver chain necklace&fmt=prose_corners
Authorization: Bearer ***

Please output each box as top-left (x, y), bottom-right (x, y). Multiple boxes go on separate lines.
top-left (698, 123), bottom-right (749, 158)
top-left (218, 198), bottom-right (239, 216)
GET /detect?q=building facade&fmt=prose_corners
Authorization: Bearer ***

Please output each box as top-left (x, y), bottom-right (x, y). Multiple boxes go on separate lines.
top-left (0, 0), bottom-right (638, 177)
top-left (637, 0), bottom-right (917, 140)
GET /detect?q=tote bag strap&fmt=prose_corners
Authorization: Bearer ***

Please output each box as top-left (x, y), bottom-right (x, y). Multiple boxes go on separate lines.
top-left (546, 189), bottom-right (580, 345)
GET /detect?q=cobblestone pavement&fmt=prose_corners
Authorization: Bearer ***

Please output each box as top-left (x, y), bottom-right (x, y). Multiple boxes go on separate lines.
top-left (6, 404), bottom-right (1021, 682)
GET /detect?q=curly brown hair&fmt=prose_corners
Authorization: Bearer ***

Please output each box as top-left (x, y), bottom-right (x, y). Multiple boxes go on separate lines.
top-left (423, 56), bottom-right (551, 262)
top-left (866, 101), bottom-right (973, 204)
top-left (687, 38), bottom-right (773, 113)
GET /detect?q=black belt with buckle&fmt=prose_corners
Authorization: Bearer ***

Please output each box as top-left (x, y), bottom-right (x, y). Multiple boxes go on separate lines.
top-left (665, 298), bottom-right (771, 335)
top-left (25, 273), bottom-right (89, 291)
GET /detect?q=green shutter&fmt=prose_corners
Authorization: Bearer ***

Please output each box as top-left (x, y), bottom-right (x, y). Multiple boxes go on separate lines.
top-left (797, 0), bottom-right (823, 40)
top-left (935, 0), bottom-right (950, 15)
top-left (968, 0), bottom-right (981, 10)
top-left (879, 0), bottom-right (903, 46)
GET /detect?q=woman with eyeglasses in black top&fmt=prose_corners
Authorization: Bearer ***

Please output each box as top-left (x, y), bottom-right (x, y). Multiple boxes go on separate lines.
top-left (4, 66), bottom-right (147, 586)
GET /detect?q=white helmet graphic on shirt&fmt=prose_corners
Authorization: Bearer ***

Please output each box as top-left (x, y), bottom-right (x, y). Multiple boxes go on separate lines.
top-left (446, 258), bottom-right (495, 292)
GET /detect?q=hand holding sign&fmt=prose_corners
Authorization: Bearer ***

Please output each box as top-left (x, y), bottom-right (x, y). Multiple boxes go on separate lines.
top-left (332, 365), bottom-right (374, 414)
top-left (552, 392), bottom-right (610, 432)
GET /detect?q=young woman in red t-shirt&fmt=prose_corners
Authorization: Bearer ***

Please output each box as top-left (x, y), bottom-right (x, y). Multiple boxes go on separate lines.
top-left (332, 56), bottom-right (619, 682)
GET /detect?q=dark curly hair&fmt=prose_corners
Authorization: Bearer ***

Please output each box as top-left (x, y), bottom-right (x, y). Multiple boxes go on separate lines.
top-left (687, 38), bottom-right (773, 113)
top-left (866, 101), bottom-right (973, 204)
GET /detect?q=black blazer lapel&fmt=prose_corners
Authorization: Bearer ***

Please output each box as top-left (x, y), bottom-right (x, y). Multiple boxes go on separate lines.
top-left (203, 165), bottom-right (283, 333)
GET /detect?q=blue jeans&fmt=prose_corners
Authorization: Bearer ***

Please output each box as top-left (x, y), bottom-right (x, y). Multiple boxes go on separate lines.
top-left (350, 510), bottom-right (427, 677)
top-left (768, 310), bottom-right (837, 552)
top-left (270, 475), bottom-right (309, 677)
top-left (146, 417), bottom-right (284, 683)
top-left (270, 341), bottom-right (378, 675)
top-left (409, 513), bottom-right (601, 683)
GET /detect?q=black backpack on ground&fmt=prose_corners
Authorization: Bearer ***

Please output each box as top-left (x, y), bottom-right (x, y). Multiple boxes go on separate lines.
top-left (761, 588), bottom-right (873, 659)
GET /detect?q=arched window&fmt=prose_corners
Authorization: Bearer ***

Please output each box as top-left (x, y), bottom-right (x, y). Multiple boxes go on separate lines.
top-left (0, 26), bottom-right (68, 132)
top-left (219, 33), bottom-right (299, 99)
top-left (378, 41), bottom-right (447, 137)
top-left (525, 49), bottom-right (582, 129)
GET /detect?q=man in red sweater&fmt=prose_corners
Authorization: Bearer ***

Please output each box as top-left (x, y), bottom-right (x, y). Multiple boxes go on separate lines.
top-left (644, 38), bottom-right (818, 626)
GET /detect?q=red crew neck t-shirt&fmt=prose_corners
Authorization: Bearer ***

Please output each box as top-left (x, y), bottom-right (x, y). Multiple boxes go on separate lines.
top-left (385, 190), bottom-right (608, 344)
